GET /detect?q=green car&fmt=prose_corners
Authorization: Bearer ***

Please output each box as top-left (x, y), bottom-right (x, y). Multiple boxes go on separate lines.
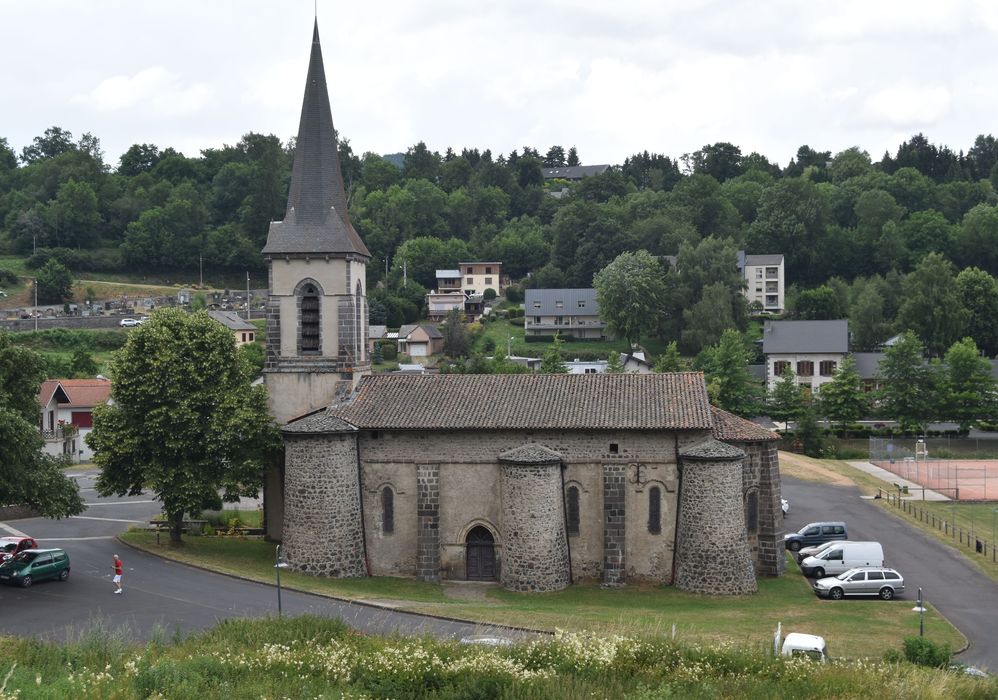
top-left (0, 548), bottom-right (70, 587)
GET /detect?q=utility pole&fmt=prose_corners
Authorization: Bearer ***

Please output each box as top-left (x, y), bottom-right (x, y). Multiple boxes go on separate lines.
top-left (33, 279), bottom-right (38, 332)
top-left (246, 271), bottom-right (251, 321)
top-left (199, 254), bottom-right (203, 288)
top-left (403, 259), bottom-right (407, 288)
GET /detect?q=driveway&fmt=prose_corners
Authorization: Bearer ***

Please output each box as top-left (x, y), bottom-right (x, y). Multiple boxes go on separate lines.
top-left (784, 475), bottom-right (998, 671)
top-left (0, 469), bottom-right (526, 644)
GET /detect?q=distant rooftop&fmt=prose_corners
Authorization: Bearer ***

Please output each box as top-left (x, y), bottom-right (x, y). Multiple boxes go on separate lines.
top-left (542, 164), bottom-right (611, 180)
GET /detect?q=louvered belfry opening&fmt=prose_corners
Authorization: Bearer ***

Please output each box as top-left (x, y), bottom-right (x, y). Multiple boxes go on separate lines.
top-left (301, 285), bottom-right (320, 353)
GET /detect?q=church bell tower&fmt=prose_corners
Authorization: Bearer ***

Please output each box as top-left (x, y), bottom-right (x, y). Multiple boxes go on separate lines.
top-left (262, 20), bottom-right (370, 425)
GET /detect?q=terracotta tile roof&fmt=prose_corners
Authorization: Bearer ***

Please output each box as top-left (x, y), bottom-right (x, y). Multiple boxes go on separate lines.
top-left (331, 372), bottom-right (713, 431)
top-left (710, 405), bottom-right (780, 442)
top-left (36, 380), bottom-right (68, 407)
top-left (36, 379), bottom-right (111, 409)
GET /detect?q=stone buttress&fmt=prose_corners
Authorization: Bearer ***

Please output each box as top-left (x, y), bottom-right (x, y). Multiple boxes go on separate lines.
top-left (498, 445), bottom-right (571, 592)
top-left (674, 438), bottom-right (757, 595)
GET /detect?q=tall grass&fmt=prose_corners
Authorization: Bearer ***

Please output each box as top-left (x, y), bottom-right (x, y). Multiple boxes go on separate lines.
top-left (0, 616), bottom-right (992, 699)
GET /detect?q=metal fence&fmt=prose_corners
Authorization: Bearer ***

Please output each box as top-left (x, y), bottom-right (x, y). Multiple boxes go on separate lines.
top-left (869, 437), bottom-right (998, 500)
top-left (879, 489), bottom-right (998, 563)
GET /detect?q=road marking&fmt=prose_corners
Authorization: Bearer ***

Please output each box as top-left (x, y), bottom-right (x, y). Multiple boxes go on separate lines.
top-left (0, 522), bottom-right (31, 537)
top-left (70, 516), bottom-right (145, 524)
top-left (84, 500), bottom-right (157, 506)
top-left (39, 536), bottom-right (116, 541)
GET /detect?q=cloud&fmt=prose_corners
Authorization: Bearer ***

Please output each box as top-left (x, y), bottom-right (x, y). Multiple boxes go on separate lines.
top-left (78, 67), bottom-right (212, 116)
top-left (861, 84), bottom-right (952, 129)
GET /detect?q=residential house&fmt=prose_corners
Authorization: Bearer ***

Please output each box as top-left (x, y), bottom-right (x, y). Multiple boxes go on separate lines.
top-left (435, 269), bottom-right (463, 293)
top-left (398, 324), bottom-right (444, 359)
top-left (458, 262), bottom-right (505, 297)
top-left (761, 320), bottom-right (849, 394)
top-left (852, 352), bottom-right (887, 393)
top-left (541, 164), bottom-right (611, 181)
top-left (524, 288), bottom-right (608, 340)
top-left (566, 359), bottom-right (608, 374)
top-left (368, 325), bottom-right (388, 355)
top-left (207, 310), bottom-right (257, 346)
top-left (621, 350), bottom-right (654, 374)
top-left (425, 291), bottom-right (466, 322)
top-left (36, 378), bottom-right (112, 462)
top-left (738, 252), bottom-right (785, 314)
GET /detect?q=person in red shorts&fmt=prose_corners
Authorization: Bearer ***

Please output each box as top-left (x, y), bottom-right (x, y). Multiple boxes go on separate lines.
top-left (112, 554), bottom-right (123, 594)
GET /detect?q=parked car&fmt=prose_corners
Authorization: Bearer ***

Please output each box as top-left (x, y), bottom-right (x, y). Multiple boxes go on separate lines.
top-left (781, 633), bottom-right (827, 662)
top-left (784, 522), bottom-right (848, 552)
top-left (796, 540), bottom-right (839, 563)
top-left (0, 548), bottom-right (71, 587)
top-left (813, 567), bottom-right (904, 600)
top-left (0, 536), bottom-right (38, 561)
top-left (799, 541), bottom-right (885, 578)
top-left (119, 317), bottom-right (140, 327)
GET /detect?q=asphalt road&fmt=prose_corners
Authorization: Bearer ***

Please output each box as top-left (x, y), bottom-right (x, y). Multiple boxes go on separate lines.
top-left (783, 476), bottom-right (998, 671)
top-left (0, 469), bottom-right (524, 644)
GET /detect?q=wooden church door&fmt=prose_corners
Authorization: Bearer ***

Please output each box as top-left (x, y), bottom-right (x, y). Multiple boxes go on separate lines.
top-left (466, 526), bottom-right (496, 580)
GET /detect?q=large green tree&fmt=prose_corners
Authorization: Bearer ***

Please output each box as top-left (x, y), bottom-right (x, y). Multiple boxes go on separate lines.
top-left (942, 337), bottom-right (997, 431)
top-left (0, 333), bottom-right (84, 517)
top-left (593, 250), bottom-right (667, 347)
top-left (955, 267), bottom-right (998, 357)
top-left (876, 331), bottom-right (939, 433)
top-left (767, 368), bottom-right (805, 431)
top-left (35, 259), bottom-right (73, 304)
top-left (897, 253), bottom-right (968, 357)
top-left (818, 356), bottom-right (868, 431)
top-left (698, 329), bottom-right (760, 417)
top-left (88, 309), bottom-right (280, 542)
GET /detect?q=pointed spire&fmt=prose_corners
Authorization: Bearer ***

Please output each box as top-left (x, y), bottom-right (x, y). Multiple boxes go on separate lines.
top-left (263, 21), bottom-right (369, 257)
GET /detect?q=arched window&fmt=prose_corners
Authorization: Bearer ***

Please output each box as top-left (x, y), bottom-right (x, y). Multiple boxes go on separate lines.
top-left (648, 486), bottom-right (661, 534)
top-left (381, 487), bottom-right (394, 534)
top-left (566, 485), bottom-right (580, 535)
top-left (300, 283), bottom-right (320, 353)
top-left (745, 489), bottom-right (759, 535)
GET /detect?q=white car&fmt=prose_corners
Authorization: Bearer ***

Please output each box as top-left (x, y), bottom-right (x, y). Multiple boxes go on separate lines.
top-left (119, 318), bottom-right (140, 327)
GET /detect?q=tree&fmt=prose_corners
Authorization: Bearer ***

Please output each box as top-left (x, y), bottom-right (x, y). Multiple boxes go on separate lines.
top-left (897, 253), bottom-right (968, 357)
top-left (605, 352), bottom-right (624, 374)
top-left (543, 145), bottom-right (566, 167)
top-left (70, 348), bottom-right (99, 377)
top-left (593, 250), bottom-right (667, 347)
top-left (0, 333), bottom-right (85, 517)
top-left (699, 329), bottom-right (760, 417)
top-left (942, 338), bottom-right (997, 431)
top-left (440, 308), bottom-right (470, 357)
top-left (681, 282), bottom-right (736, 354)
top-left (88, 309), bottom-right (280, 543)
top-left (794, 406), bottom-right (826, 458)
top-left (767, 368), bottom-right (805, 431)
top-left (20, 126), bottom-right (76, 163)
top-left (653, 341), bottom-right (685, 372)
top-left (566, 146), bottom-right (580, 167)
top-left (35, 259), bottom-right (74, 304)
top-left (818, 356), bottom-right (868, 432)
top-left (956, 267), bottom-right (998, 357)
top-left (540, 335), bottom-right (568, 373)
top-left (876, 331), bottom-right (938, 434)
top-left (791, 285), bottom-right (846, 320)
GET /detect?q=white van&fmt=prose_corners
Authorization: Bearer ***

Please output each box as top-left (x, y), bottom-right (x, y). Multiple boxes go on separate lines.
top-left (781, 633), bottom-right (827, 662)
top-left (799, 541), bottom-right (884, 578)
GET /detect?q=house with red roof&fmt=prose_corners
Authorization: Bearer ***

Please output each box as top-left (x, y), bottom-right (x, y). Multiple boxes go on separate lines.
top-left (36, 378), bottom-right (112, 462)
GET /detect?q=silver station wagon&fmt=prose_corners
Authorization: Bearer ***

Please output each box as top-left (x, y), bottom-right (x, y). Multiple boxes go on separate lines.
top-left (813, 567), bottom-right (905, 600)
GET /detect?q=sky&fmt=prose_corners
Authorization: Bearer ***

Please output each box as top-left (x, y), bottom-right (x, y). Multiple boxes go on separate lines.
top-left (3, 0), bottom-right (998, 170)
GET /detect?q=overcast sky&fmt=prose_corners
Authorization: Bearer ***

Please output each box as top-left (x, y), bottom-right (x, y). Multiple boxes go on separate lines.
top-left (3, 0), bottom-right (998, 169)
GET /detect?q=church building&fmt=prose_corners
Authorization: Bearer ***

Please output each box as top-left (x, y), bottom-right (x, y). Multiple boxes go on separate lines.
top-left (263, 22), bottom-right (785, 595)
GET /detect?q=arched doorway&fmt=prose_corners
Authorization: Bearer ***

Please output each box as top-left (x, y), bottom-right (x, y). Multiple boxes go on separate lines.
top-left (465, 526), bottom-right (496, 581)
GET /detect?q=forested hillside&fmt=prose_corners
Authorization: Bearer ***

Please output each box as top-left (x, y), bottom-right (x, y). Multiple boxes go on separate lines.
top-left (2, 129), bottom-right (997, 356)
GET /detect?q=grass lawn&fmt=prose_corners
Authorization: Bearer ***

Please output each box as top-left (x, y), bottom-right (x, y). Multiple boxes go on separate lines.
top-left (120, 530), bottom-right (961, 659)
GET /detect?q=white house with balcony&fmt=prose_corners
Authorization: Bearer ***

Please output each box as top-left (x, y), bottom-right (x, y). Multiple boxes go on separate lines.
top-left (524, 288), bottom-right (609, 340)
top-left (761, 320), bottom-right (849, 394)
top-left (739, 252), bottom-right (785, 314)
top-left (36, 377), bottom-right (112, 462)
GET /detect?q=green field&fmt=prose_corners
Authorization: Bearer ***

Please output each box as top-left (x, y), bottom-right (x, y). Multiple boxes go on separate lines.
top-left (120, 530), bottom-right (961, 660)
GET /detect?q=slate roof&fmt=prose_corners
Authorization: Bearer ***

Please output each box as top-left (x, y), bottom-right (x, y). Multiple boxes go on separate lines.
top-left (541, 165), bottom-right (611, 180)
top-left (762, 320), bottom-right (849, 355)
top-left (436, 269), bottom-right (461, 279)
top-left (498, 444), bottom-right (564, 464)
top-left (282, 408), bottom-right (357, 435)
top-left (679, 437), bottom-right (746, 461)
top-left (262, 21), bottom-right (370, 258)
top-left (330, 372), bottom-right (713, 431)
top-left (524, 288), bottom-right (599, 316)
top-left (398, 324), bottom-right (443, 340)
top-left (851, 352), bottom-right (885, 379)
top-left (207, 310), bottom-right (256, 332)
top-left (368, 324), bottom-right (387, 340)
top-left (710, 406), bottom-right (780, 442)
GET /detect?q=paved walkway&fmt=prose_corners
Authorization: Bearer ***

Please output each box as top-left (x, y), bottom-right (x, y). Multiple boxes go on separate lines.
top-left (846, 461), bottom-right (950, 501)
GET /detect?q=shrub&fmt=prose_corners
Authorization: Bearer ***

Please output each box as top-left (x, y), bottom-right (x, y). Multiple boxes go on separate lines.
top-left (505, 285), bottom-right (523, 303)
top-left (508, 317), bottom-right (524, 327)
top-left (896, 636), bottom-right (952, 668)
top-left (379, 340), bottom-right (397, 360)
top-left (483, 288), bottom-right (497, 301)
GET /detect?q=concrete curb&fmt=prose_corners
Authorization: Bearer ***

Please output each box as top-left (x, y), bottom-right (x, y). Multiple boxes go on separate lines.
top-left (115, 534), bottom-right (551, 638)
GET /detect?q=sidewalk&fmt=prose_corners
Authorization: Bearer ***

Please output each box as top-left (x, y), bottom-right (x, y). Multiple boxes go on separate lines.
top-left (846, 461), bottom-right (951, 501)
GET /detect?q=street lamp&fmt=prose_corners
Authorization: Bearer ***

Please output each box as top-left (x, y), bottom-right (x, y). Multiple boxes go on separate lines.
top-left (274, 544), bottom-right (290, 617)
top-left (507, 336), bottom-right (514, 357)
top-left (912, 587), bottom-right (925, 637)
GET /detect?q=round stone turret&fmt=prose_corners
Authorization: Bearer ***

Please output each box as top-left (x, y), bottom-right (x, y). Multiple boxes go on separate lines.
top-left (498, 444), bottom-right (571, 592)
top-left (674, 437), bottom-right (757, 595)
top-left (281, 411), bottom-right (367, 577)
